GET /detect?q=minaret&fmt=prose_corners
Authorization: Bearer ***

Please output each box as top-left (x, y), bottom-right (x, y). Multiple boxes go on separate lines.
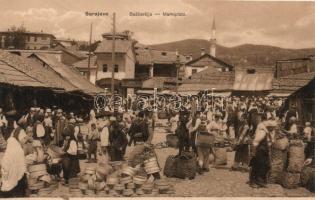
top-left (210, 17), bottom-right (216, 57)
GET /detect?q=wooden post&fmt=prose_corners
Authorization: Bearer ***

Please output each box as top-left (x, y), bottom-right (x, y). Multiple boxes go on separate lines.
top-left (87, 22), bottom-right (93, 81)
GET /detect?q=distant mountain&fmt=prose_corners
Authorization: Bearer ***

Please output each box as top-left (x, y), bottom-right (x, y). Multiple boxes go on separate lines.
top-left (150, 39), bottom-right (315, 66)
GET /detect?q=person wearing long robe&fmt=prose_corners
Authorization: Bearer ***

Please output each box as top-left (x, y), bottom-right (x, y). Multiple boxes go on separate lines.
top-left (0, 126), bottom-right (28, 197)
top-left (54, 109), bottom-right (66, 147)
top-left (62, 126), bottom-right (80, 185)
top-left (249, 120), bottom-right (275, 188)
top-left (110, 121), bottom-right (128, 161)
top-left (176, 109), bottom-right (190, 155)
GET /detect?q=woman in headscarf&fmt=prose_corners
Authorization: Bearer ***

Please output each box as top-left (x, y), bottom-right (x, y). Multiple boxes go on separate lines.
top-left (61, 125), bottom-right (80, 185)
top-left (0, 123), bottom-right (28, 197)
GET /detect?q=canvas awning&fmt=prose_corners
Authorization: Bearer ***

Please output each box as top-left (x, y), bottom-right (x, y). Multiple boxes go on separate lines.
top-left (233, 73), bottom-right (273, 91)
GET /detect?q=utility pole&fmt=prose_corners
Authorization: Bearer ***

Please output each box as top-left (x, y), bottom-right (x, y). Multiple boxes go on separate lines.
top-left (87, 22), bottom-right (93, 81)
top-left (111, 13), bottom-right (116, 98)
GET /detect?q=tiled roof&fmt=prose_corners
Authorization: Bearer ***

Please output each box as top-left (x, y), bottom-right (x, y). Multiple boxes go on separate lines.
top-left (72, 55), bottom-right (97, 69)
top-left (95, 39), bottom-right (133, 54)
top-left (30, 53), bottom-right (103, 96)
top-left (272, 71), bottom-right (315, 94)
top-left (142, 77), bottom-right (177, 89)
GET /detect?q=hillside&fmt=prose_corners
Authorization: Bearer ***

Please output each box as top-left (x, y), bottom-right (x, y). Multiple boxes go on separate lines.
top-left (150, 39), bottom-right (315, 66)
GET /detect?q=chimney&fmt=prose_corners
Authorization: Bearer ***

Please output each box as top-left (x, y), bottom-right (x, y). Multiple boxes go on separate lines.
top-left (201, 48), bottom-right (205, 56)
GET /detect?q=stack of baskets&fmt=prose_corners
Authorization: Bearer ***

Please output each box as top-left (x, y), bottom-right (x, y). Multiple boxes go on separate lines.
top-left (78, 166), bottom-right (107, 196)
top-left (28, 164), bottom-right (53, 195)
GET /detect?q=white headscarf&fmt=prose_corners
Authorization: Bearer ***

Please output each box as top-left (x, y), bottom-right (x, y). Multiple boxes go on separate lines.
top-left (1, 136), bottom-right (26, 191)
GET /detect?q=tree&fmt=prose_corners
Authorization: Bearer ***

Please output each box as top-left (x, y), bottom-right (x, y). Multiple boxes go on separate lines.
top-left (5, 24), bottom-right (27, 49)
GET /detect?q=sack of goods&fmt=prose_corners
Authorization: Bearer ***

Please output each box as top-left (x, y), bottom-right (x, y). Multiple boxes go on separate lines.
top-left (301, 166), bottom-right (315, 187)
top-left (281, 171), bottom-right (301, 189)
top-left (166, 134), bottom-right (179, 148)
top-left (164, 155), bottom-right (177, 177)
top-left (269, 148), bottom-right (287, 184)
top-left (273, 135), bottom-right (289, 151)
top-left (214, 147), bottom-right (227, 166)
top-left (174, 151), bottom-right (197, 179)
top-left (287, 140), bottom-right (305, 173)
top-left (196, 131), bottom-right (215, 148)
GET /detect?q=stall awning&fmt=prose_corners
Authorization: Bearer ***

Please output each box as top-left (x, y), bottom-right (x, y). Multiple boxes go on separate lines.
top-left (233, 73), bottom-right (273, 91)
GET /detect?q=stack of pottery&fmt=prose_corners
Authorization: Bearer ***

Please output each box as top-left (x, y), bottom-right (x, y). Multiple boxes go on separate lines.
top-left (28, 164), bottom-right (52, 193)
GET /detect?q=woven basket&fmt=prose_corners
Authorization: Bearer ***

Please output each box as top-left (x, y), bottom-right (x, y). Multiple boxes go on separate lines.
top-left (287, 142), bottom-right (305, 173)
top-left (164, 155), bottom-right (177, 178)
top-left (281, 171), bottom-right (300, 189)
top-left (166, 134), bottom-right (179, 148)
top-left (175, 152), bottom-right (196, 179)
top-left (301, 166), bottom-right (315, 186)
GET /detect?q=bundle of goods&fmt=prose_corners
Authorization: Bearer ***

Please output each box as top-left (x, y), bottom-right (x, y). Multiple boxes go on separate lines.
top-left (287, 140), bottom-right (305, 173)
top-left (196, 131), bottom-right (215, 148)
top-left (174, 151), bottom-right (197, 179)
top-left (166, 134), bottom-right (179, 148)
top-left (269, 148), bottom-right (286, 184)
top-left (28, 164), bottom-right (53, 194)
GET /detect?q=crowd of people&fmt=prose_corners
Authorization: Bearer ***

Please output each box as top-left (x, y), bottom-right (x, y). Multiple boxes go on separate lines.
top-left (0, 94), bottom-right (314, 197)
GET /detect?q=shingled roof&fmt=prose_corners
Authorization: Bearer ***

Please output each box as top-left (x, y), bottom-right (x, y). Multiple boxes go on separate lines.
top-left (272, 71), bottom-right (315, 95)
top-left (0, 50), bottom-right (74, 90)
top-left (179, 68), bottom-right (234, 92)
top-left (29, 53), bottom-right (103, 96)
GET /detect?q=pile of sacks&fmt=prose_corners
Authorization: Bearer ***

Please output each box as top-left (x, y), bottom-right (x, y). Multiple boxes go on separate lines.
top-left (269, 137), bottom-right (305, 189)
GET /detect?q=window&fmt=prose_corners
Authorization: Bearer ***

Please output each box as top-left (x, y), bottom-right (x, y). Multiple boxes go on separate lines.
top-left (114, 64), bottom-right (119, 73)
top-left (247, 69), bottom-right (256, 74)
top-left (34, 46), bottom-right (37, 50)
top-left (27, 36), bottom-right (30, 42)
top-left (161, 52), bottom-right (167, 56)
top-left (34, 37), bottom-right (37, 42)
top-left (192, 69), bottom-right (197, 74)
top-left (102, 64), bottom-right (108, 72)
top-left (41, 36), bottom-right (47, 40)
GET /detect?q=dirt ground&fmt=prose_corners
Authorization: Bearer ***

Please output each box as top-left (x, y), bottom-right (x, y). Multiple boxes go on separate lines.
top-left (51, 120), bottom-right (315, 197)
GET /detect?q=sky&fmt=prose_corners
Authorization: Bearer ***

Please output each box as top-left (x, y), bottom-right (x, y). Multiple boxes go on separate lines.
top-left (0, 0), bottom-right (314, 49)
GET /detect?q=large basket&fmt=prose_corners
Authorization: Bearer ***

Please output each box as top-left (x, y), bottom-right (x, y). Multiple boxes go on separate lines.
top-left (196, 132), bottom-right (215, 147)
top-left (175, 152), bottom-right (196, 179)
top-left (166, 134), bottom-right (179, 148)
top-left (164, 155), bottom-right (177, 177)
